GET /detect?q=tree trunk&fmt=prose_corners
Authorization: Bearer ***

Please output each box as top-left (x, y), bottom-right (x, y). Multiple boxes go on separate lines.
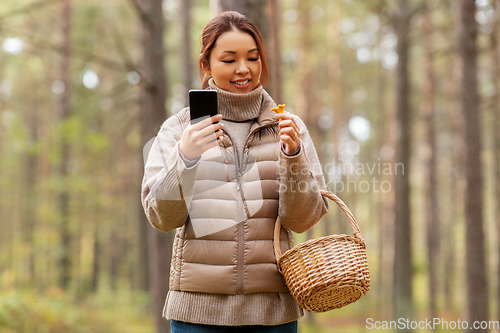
top-left (266, 0), bottom-right (282, 102)
top-left (18, 21), bottom-right (44, 287)
top-left (458, 0), bottom-right (489, 331)
top-left (442, 4), bottom-right (464, 312)
top-left (372, 6), bottom-right (392, 318)
top-left (444, 170), bottom-right (456, 310)
top-left (0, 54), bottom-right (5, 281)
top-left (138, 209), bottom-right (150, 293)
top-left (421, 5), bottom-right (440, 323)
top-left (490, 0), bottom-right (500, 324)
top-left (57, 0), bottom-right (72, 291)
top-left (23, 81), bottom-right (39, 285)
top-left (132, 0), bottom-right (171, 332)
top-left (181, 0), bottom-right (193, 93)
top-left (218, 0), bottom-right (268, 41)
top-left (392, 0), bottom-right (413, 328)
top-left (110, 232), bottom-right (119, 291)
top-left (91, 225), bottom-right (99, 292)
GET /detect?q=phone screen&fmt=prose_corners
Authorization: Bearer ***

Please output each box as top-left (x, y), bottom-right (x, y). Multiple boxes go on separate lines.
top-left (189, 90), bottom-right (218, 124)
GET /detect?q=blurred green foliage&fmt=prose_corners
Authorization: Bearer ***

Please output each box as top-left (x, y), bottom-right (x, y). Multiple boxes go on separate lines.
top-left (0, 289), bottom-right (153, 333)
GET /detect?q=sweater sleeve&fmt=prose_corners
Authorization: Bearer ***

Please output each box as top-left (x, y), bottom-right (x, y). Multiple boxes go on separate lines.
top-left (141, 112), bottom-right (199, 233)
top-left (278, 115), bottom-right (329, 233)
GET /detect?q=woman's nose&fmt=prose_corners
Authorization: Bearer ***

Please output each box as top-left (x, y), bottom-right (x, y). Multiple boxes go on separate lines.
top-left (235, 61), bottom-right (249, 74)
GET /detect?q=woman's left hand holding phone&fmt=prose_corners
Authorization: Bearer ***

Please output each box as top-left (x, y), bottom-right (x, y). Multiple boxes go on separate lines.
top-left (179, 114), bottom-right (224, 160)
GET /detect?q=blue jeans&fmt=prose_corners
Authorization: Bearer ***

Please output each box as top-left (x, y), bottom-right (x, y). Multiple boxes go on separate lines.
top-left (170, 320), bottom-right (298, 333)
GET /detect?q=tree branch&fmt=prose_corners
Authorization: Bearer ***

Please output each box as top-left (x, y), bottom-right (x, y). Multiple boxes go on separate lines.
top-left (0, 26), bottom-right (129, 72)
top-left (0, 0), bottom-right (62, 21)
top-left (129, 0), bottom-right (143, 15)
top-left (104, 15), bottom-right (142, 76)
top-left (128, 0), bottom-right (155, 26)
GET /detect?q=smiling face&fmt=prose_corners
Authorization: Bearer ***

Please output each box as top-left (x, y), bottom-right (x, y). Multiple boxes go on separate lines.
top-left (204, 30), bottom-right (262, 94)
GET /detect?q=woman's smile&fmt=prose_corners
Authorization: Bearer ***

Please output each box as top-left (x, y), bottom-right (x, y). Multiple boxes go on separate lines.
top-left (231, 79), bottom-right (251, 89)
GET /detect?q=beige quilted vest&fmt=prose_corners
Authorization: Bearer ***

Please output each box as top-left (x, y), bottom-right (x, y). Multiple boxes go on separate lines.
top-left (169, 93), bottom-right (294, 294)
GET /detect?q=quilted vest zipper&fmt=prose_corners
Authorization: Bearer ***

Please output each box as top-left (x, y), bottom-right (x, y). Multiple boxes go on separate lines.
top-left (221, 124), bottom-right (275, 294)
top-left (221, 129), bottom-right (251, 217)
top-left (222, 129), bottom-right (246, 294)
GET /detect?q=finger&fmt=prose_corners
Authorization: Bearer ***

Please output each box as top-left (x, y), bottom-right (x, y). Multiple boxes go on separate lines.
top-left (201, 121), bottom-right (224, 136)
top-left (290, 117), bottom-right (300, 132)
top-left (199, 122), bottom-right (224, 138)
top-left (276, 113), bottom-right (300, 133)
top-left (281, 134), bottom-right (299, 150)
top-left (275, 111), bottom-right (292, 119)
top-left (213, 128), bottom-right (224, 140)
top-left (279, 120), bottom-right (300, 137)
top-left (192, 114), bottom-right (222, 130)
top-left (201, 127), bottom-right (223, 145)
top-left (202, 134), bottom-right (222, 150)
top-left (280, 135), bottom-right (299, 152)
top-left (278, 119), bottom-right (297, 130)
top-left (280, 127), bottom-right (298, 139)
top-left (210, 114), bottom-right (222, 123)
top-left (275, 112), bottom-right (296, 122)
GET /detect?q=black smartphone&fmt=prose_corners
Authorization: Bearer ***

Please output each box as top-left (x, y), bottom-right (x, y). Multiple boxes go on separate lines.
top-left (189, 90), bottom-right (218, 124)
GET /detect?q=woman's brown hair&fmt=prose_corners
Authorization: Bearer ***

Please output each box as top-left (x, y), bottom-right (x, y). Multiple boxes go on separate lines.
top-left (199, 11), bottom-right (269, 89)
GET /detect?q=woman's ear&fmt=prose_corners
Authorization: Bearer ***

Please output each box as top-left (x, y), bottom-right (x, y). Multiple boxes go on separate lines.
top-left (201, 58), bottom-right (211, 76)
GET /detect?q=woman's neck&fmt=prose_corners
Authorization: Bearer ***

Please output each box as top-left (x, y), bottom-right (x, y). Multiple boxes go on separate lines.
top-left (208, 79), bottom-right (263, 122)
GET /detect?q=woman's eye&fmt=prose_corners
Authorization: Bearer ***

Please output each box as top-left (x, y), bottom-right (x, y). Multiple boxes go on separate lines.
top-left (249, 58), bottom-right (259, 61)
top-left (222, 60), bottom-right (234, 64)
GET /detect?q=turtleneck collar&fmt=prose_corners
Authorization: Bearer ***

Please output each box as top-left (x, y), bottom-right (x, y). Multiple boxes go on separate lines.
top-left (208, 78), bottom-right (263, 122)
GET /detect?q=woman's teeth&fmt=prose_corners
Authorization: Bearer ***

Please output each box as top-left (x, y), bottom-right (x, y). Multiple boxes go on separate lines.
top-left (234, 80), bottom-right (249, 85)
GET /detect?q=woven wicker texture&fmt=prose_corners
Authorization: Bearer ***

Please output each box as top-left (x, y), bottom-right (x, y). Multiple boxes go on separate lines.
top-left (274, 190), bottom-right (370, 312)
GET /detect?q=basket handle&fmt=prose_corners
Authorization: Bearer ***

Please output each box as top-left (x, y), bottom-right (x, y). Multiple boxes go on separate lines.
top-left (274, 190), bottom-right (366, 261)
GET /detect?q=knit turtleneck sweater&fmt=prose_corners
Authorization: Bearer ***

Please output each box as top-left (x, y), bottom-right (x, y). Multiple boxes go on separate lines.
top-left (208, 78), bottom-right (263, 122)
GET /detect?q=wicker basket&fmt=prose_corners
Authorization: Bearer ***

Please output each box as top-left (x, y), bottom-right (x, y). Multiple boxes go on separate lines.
top-left (273, 190), bottom-right (370, 313)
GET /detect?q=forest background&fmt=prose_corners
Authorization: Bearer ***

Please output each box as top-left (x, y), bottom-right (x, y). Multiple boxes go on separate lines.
top-left (0, 0), bottom-right (499, 332)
